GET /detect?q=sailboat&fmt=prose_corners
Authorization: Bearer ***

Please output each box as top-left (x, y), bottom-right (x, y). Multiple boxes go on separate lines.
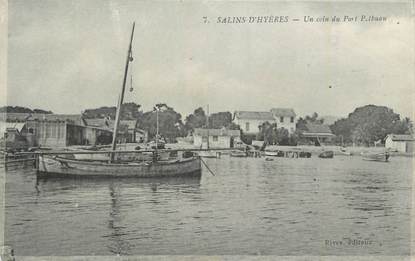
top-left (37, 22), bottom-right (202, 178)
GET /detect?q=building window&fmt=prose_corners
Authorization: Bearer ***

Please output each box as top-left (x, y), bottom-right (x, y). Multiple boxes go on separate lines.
top-left (28, 128), bottom-right (34, 134)
top-left (245, 122), bottom-right (250, 132)
top-left (290, 117), bottom-right (294, 123)
top-left (213, 136), bottom-right (218, 141)
top-left (202, 136), bottom-right (208, 142)
top-left (280, 117), bottom-right (284, 123)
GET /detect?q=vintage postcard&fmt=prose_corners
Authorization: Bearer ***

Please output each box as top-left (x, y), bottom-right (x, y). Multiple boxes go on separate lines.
top-left (0, 0), bottom-right (414, 260)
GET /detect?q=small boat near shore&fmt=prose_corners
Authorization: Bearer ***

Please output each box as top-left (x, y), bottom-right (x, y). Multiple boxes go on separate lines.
top-left (198, 151), bottom-right (221, 158)
top-left (264, 150), bottom-right (311, 158)
top-left (361, 151), bottom-right (390, 162)
top-left (318, 150), bottom-right (334, 159)
top-left (230, 150), bottom-right (247, 157)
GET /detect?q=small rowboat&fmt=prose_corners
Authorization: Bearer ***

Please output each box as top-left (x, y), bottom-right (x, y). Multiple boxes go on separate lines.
top-left (361, 152), bottom-right (390, 162)
top-left (264, 150), bottom-right (282, 157)
top-left (198, 151), bottom-right (220, 158)
top-left (318, 150), bottom-right (334, 158)
top-left (230, 150), bottom-right (247, 157)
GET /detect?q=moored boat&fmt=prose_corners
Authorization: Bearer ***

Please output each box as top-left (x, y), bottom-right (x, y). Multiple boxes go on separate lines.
top-left (361, 151), bottom-right (390, 162)
top-left (230, 150), bottom-right (247, 157)
top-left (198, 151), bottom-right (220, 158)
top-left (318, 150), bottom-right (334, 158)
top-left (37, 151), bottom-right (201, 178)
top-left (35, 22), bottom-right (203, 178)
top-left (264, 150), bottom-right (284, 157)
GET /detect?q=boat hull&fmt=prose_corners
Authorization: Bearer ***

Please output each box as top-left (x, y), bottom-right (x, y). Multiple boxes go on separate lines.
top-left (37, 156), bottom-right (202, 178)
top-left (318, 151), bottom-right (334, 158)
top-left (198, 151), bottom-right (220, 158)
top-left (362, 153), bottom-right (390, 162)
top-left (230, 151), bottom-right (247, 157)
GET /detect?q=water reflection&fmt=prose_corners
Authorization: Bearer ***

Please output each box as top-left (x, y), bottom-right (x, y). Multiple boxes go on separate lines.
top-left (107, 182), bottom-right (131, 255)
top-left (36, 176), bottom-right (201, 192)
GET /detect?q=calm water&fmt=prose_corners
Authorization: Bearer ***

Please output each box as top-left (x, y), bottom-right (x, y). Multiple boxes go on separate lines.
top-left (4, 155), bottom-right (413, 256)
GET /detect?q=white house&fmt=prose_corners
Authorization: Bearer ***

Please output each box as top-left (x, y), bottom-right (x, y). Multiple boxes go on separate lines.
top-left (270, 108), bottom-right (296, 134)
top-left (193, 128), bottom-right (241, 148)
top-left (385, 134), bottom-right (414, 153)
top-left (233, 108), bottom-right (297, 135)
top-left (233, 111), bottom-right (276, 134)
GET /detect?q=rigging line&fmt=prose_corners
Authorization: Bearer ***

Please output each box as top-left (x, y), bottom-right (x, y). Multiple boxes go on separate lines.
top-left (200, 158), bottom-right (216, 176)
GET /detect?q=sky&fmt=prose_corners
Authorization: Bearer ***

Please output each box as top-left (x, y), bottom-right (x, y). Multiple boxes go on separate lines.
top-left (4, 0), bottom-right (414, 120)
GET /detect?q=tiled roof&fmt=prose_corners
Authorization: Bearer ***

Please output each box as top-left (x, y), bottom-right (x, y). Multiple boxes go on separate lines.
top-left (194, 128), bottom-right (241, 137)
top-left (305, 123), bottom-right (332, 134)
top-left (0, 113), bottom-right (84, 125)
top-left (234, 111), bottom-right (275, 120)
top-left (387, 134), bottom-right (414, 141)
top-left (270, 108), bottom-right (296, 117)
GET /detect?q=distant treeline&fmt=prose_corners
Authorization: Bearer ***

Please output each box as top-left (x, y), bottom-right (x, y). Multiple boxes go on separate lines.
top-left (3, 104), bottom-right (413, 146)
top-left (82, 102), bottom-right (239, 142)
top-left (0, 106), bottom-right (53, 114)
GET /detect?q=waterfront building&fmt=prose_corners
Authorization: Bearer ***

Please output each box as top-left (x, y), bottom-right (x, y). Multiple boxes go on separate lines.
top-left (233, 108), bottom-right (297, 135)
top-left (301, 123), bottom-right (335, 145)
top-left (385, 134), bottom-right (414, 153)
top-left (193, 128), bottom-right (241, 148)
top-left (0, 113), bottom-right (113, 147)
top-left (84, 118), bottom-right (140, 144)
top-left (0, 122), bottom-right (28, 150)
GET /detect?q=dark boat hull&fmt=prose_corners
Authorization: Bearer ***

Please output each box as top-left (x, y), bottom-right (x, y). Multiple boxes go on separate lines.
top-left (318, 151), bottom-right (334, 158)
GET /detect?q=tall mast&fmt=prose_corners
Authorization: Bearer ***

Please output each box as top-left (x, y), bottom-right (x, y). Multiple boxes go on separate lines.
top-left (110, 22), bottom-right (135, 162)
top-left (206, 104), bottom-right (209, 149)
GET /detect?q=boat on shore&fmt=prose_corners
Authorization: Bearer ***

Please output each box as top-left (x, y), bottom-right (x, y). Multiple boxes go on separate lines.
top-left (318, 150), bottom-right (334, 158)
top-left (36, 22), bottom-right (202, 178)
top-left (361, 151), bottom-right (390, 162)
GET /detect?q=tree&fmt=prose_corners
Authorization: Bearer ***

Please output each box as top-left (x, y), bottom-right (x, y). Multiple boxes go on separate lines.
top-left (184, 107), bottom-right (207, 133)
top-left (209, 112), bottom-right (232, 128)
top-left (330, 105), bottom-right (412, 146)
top-left (257, 122), bottom-right (278, 145)
top-left (296, 112), bottom-right (324, 131)
top-left (0, 106), bottom-right (52, 114)
top-left (32, 109), bottom-right (53, 114)
top-left (276, 128), bottom-right (290, 145)
top-left (82, 102), bottom-right (142, 120)
top-left (140, 103), bottom-right (185, 142)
